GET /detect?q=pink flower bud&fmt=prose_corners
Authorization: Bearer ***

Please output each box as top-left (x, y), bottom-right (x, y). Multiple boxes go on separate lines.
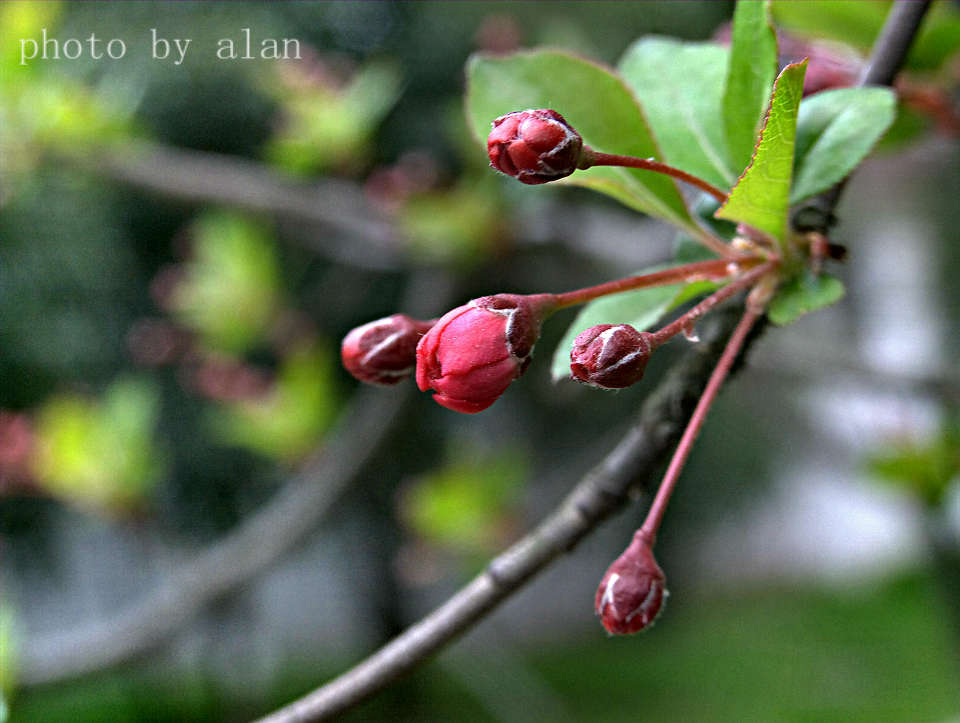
top-left (595, 531), bottom-right (668, 635)
top-left (415, 293), bottom-right (554, 413)
top-left (570, 324), bottom-right (653, 389)
top-left (487, 109), bottom-right (583, 185)
top-left (342, 314), bottom-right (435, 386)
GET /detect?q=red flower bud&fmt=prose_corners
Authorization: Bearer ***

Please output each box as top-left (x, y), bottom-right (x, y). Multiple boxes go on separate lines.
top-left (342, 314), bottom-right (435, 386)
top-left (415, 293), bottom-right (554, 413)
top-left (570, 324), bottom-right (653, 389)
top-left (595, 530), bottom-right (668, 635)
top-left (487, 109), bottom-right (583, 185)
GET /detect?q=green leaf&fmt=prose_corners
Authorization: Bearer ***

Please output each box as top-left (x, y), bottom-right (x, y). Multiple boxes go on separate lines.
top-left (767, 271), bottom-right (845, 325)
top-left (716, 60), bottom-right (807, 243)
top-left (466, 50), bottom-right (696, 232)
top-left (550, 269), bottom-right (718, 382)
top-left (618, 37), bottom-right (736, 190)
top-left (723, 0), bottom-right (778, 174)
top-left (791, 87), bottom-right (897, 203)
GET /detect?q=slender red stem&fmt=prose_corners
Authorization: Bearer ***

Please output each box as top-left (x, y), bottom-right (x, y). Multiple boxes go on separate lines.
top-left (580, 148), bottom-right (730, 204)
top-left (553, 258), bottom-right (744, 310)
top-left (640, 306), bottom-right (762, 543)
top-left (649, 261), bottom-right (775, 348)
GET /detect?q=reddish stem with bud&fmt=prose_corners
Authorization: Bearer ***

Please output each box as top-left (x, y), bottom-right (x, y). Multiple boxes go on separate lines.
top-left (640, 305), bottom-right (763, 543)
top-left (579, 147), bottom-right (730, 204)
top-left (647, 261), bottom-right (775, 348)
top-left (553, 258), bottom-right (749, 310)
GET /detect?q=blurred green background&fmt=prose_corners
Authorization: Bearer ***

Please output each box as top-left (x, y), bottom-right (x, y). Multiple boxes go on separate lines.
top-left (1, 1), bottom-right (959, 721)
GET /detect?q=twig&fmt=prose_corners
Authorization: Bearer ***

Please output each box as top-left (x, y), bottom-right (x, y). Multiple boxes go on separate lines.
top-left (640, 307), bottom-right (761, 541)
top-left (67, 141), bottom-right (406, 270)
top-left (256, 3), bottom-right (931, 720)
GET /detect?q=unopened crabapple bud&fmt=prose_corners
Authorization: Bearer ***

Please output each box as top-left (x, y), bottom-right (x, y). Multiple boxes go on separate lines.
top-left (487, 109), bottom-right (583, 185)
top-left (415, 293), bottom-right (555, 413)
top-left (569, 324), bottom-right (653, 389)
top-left (595, 530), bottom-right (668, 635)
top-left (341, 314), bottom-right (435, 386)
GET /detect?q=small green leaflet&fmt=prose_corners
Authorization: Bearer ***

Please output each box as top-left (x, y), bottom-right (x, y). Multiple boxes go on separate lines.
top-left (716, 60), bottom-right (807, 244)
top-left (465, 51), bottom-right (697, 234)
top-left (767, 271), bottom-right (845, 326)
top-left (550, 271), bottom-right (718, 382)
top-left (791, 87), bottom-right (897, 203)
top-left (723, 0), bottom-right (778, 174)
top-left (618, 37), bottom-right (735, 190)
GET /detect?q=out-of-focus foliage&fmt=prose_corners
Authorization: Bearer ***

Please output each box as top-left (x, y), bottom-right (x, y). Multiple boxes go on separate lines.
top-left (867, 420), bottom-right (960, 507)
top-left (0, 605), bottom-right (15, 722)
top-left (396, 104), bottom-right (506, 267)
top-left (9, 573), bottom-right (960, 722)
top-left (206, 342), bottom-right (339, 462)
top-left (400, 185), bottom-right (502, 267)
top-left (400, 443), bottom-right (527, 557)
top-left (0, 2), bottom-right (136, 183)
top-left (30, 378), bottom-right (163, 513)
top-left (263, 58), bottom-right (402, 175)
top-left (169, 212), bottom-right (281, 355)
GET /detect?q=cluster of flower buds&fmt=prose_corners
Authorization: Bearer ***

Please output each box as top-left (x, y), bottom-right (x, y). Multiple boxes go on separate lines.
top-left (340, 105), bottom-right (781, 640)
top-left (341, 295), bottom-right (556, 413)
top-left (595, 530), bottom-right (667, 634)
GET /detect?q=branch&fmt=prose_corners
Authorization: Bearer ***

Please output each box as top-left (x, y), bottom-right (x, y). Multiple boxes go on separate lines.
top-left (257, 304), bottom-right (745, 723)
top-left (257, 3), bottom-right (932, 720)
top-left (67, 141), bottom-right (406, 270)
